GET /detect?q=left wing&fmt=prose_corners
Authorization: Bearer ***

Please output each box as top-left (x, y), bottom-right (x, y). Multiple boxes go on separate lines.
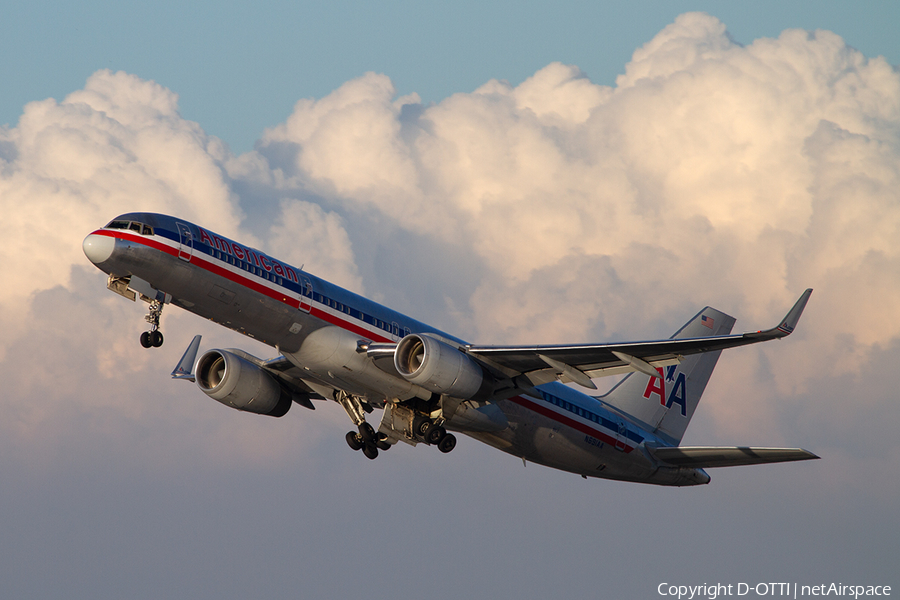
top-left (171, 334), bottom-right (323, 410)
top-left (464, 289), bottom-right (812, 389)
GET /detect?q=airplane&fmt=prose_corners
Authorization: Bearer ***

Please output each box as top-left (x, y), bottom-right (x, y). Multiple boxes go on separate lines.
top-left (83, 212), bottom-right (818, 486)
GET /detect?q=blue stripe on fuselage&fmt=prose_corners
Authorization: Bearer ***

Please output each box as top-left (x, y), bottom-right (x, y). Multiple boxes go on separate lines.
top-left (108, 212), bottom-right (662, 452)
top-left (526, 381), bottom-right (649, 450)
top-left (111, 212), bottom-right (459, 346)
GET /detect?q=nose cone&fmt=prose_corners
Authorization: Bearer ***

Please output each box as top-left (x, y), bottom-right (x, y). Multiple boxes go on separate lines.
top-left (83, 233), bottom-right (115, 265)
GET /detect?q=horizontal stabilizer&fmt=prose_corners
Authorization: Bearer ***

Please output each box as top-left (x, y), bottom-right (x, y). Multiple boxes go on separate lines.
top-left (649, 446), bottom-right (819, 468)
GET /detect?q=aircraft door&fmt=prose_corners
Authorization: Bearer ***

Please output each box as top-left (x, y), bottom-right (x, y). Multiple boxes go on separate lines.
top-left (176, 222), bottom-right (193, 262)
top-left (615, 419), bottom-right (627, 452)
top-left (299, 276), bottom-right (313, 313)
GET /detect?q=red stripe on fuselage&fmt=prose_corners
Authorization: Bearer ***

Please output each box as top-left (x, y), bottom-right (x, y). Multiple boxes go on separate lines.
top-left (95, 228), bottom-right (633, 452)
top-left (509, 395), bottom-right (634, 453)
top-left (93, 229), bottom-right (394, 344)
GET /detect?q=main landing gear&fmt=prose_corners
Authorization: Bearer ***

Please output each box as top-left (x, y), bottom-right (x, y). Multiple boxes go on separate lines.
top-left (345, 422), bottom-right (391, 460)
top-left (413, 415), bottom-right (457, 454)
top-left (337, 391), bottom-right (458, 460)
top-left (337, 391), bottom-right (390, 460)
top-left (139, 299), bottom-right (164, 348)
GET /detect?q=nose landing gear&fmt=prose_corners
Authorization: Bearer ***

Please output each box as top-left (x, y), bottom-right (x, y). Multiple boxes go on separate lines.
top-left (140, 299), bottom-right (164, 348)
top-left (140, 330), bottom-right (163, 348)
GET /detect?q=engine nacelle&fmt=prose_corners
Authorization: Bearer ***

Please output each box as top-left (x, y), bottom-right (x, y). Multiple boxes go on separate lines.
top-left (394, 334), bottom-right (486, 399)
top-left (195, 349), bottom-right (292, 417)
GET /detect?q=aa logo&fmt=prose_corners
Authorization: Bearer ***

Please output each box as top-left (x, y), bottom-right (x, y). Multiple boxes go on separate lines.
top-left (642, 366), bottom-right (687, 416)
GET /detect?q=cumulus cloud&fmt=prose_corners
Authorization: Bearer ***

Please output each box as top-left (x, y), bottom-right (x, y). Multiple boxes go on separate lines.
top-left (253, 13), bottom-right (900, 379)
top-left (0, 70), bottom-right (244, 355)
top-left (1, 12), bottom-right (898, 462)
top-left (247, 12), bottom-right (899, 448)
top-left (0, 70), bottom-right (354, 463)
top-left (267, 199), bottom-right (364, 292)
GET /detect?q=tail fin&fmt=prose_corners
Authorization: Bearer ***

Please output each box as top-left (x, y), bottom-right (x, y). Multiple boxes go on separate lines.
top-left (599, 307), bottom-right (736, 445)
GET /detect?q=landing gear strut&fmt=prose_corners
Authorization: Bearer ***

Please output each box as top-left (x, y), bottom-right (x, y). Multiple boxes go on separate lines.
top-left (337, 391), bottom-right (389, 459)
top-left (140, 299), bottom-right (164, 348)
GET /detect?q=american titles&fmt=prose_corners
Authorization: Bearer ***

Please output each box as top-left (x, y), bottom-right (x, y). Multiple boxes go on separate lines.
top-left (198, 227), bottom-right (299, 283)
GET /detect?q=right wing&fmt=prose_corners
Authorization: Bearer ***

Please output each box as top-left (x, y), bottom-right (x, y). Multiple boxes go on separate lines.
top-left (464, 289), bottom-right (813, 388)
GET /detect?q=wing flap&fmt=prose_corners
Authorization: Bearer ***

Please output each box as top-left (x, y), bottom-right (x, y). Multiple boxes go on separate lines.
top-left (260, 356), bottom-right (325, 409)
top-left (649, 446), bottom-right (820, 468)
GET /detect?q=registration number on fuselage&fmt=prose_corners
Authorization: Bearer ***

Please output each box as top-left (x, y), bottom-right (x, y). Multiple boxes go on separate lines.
top-left (584, 435), bottom-right (605, 449)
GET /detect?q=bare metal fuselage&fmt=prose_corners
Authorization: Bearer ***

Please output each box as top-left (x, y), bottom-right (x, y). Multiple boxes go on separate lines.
top-left (84, 213), bottom-right (713, 486)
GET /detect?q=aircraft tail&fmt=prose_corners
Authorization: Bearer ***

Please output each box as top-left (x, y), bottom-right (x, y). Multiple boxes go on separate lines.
top-left (599, 307), bottom-right (737, 445)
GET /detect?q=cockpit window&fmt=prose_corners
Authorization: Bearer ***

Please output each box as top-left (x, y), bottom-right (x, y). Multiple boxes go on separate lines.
top-left (105, 220), bottom-right (154, 235)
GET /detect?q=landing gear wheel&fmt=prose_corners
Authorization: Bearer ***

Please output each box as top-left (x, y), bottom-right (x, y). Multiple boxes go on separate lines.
top-left (346, 431), bottom-right (363, 451)
top-left (425, 424), bottom-right (446, 445)
top-left (438, 433), bottom-right (457, 454)
top-left (362, 444), bottom-right (379, 460)
top-left (141, 299), bottom-right (165, 348)
top-left (413, 416), bottom-right (431, 438)
top-left (375, 433), bottom-right (391, 451)
top-left (358, 422), bottom-right (376, 444)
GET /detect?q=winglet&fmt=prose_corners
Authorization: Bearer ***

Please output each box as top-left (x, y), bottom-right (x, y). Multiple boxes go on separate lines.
top-left (171, 335), bottom-right (202, 381)
top-left (747, 289), bottom-right (812, 340)
top-left (777, 288), bottom-right (813, 335)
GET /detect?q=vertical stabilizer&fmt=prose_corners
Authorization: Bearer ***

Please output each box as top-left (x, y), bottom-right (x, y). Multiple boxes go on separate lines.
top-left (599, 307), bottom-right (736, 445)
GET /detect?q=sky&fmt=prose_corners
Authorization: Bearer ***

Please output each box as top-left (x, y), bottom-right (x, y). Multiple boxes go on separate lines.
top-left (2, 2), bottom-right (899, 599)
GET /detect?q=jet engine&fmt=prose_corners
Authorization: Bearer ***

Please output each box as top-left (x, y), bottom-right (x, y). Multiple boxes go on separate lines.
top-left (195, 350), bottom-right (292, 417)
top-left (394, 334), bottom-right (487, 399)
